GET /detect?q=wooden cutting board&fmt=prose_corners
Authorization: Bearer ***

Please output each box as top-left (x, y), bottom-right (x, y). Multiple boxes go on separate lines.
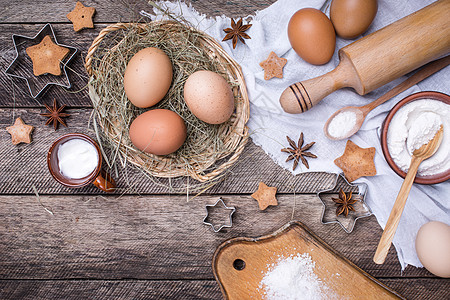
top-left (213, 221), bottom-right (404, 299)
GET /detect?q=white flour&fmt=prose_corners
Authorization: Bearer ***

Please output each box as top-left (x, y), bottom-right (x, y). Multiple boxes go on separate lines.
top-left (387, 99), bottom-right (449, 175)
top-left (260, 253), bottom-right (334, 300)
top-left (327, 111), bottom-right (357, 139)
top-left (406, 112), bottom-right (441, 153)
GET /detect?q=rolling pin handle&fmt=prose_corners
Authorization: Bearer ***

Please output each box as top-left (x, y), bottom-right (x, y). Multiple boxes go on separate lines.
top-left (279, 54), bottom-right (360, 114)
top-left (279, 60), bottom-right (350, 114)
top-left (279, 74), bottom-right (339, 114)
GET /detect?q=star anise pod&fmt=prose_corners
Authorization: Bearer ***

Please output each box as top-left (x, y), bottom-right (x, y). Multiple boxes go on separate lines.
top-left (332, 189), bottom-right (358, 217)
top-left (40, 99), bottom-right (70, 130)
top-left (222, 18), bottom-right (252, 49)
top-left (281, 132), bottom-right (317, 170)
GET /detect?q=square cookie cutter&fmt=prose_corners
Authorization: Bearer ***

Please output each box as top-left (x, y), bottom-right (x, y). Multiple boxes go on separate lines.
top-left (5, 23), bottom-right (78, 98)
top-left (203, 198), bottom-right (236, 233)
top-left (317, 173), bottom-right (372, 233)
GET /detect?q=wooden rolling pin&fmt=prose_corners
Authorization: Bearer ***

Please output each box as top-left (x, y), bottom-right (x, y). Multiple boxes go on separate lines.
top-left (280, 0), bottom-right (450, 114)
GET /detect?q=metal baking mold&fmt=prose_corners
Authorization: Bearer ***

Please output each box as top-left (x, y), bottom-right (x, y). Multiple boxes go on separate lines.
top-left (203, 197), bottom-right (236, 233)
top-left (317, 173), bottom-right (372, 233)
top-left (5, 23), bottom-right (78, 98)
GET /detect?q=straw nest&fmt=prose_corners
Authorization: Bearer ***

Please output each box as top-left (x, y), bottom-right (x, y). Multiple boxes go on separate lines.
top-left (84, 21), bottom-right (249, 190)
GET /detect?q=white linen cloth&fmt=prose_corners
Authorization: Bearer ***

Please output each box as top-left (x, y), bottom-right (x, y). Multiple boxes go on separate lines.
top-left (150, 0), bottom-right (450, 270)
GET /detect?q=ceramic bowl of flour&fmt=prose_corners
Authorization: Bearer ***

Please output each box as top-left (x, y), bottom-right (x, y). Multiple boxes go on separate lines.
top-left (381, 91), bottom-right (450, 184)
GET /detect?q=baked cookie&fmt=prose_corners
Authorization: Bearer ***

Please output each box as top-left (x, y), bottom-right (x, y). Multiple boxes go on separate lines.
top-left (26, 35), bottom-right (70, 76)
top-left (251, 182), bottom-right (278, 210)
top-left (334, 140), bottom-right (377, 182)
top-left (259, 51), bottom-right (288, 80)
top-left (6, 117), bottom-right (34, 145)
top-left (67, 1), bottom-right (96, 32)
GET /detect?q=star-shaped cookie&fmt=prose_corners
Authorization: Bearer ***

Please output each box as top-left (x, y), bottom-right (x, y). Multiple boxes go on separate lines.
top-left (259, 51), bottom-right (288, 80)
top-left (251, 182), bottom-right (278, 210)
top-left (67, 1), bottom-right (96, 32)
top-left (334, 140), bottom-right (377, 182)
top-left (26, 35), bottom-right (70, 76)
top-left (6, 117), bottom-right (34, 145)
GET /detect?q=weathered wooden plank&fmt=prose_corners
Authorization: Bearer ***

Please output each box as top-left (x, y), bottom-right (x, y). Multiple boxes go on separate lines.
top-left (0, 194), bottom-right (435, 281)
top-left (0, 278), bottom-right (450, 300)
top-left (0, 108), bottom-right (337, 195)
top-left (0, 0), bottom-right (277, 24)
top-left (0, 280), bottom-right (222, 300)
top-left (1, 278), bottom-right (447, 300)
top-left (379, 278), bottom-right (450, 300)
top-left (0, 0), bottom-right (145, 24)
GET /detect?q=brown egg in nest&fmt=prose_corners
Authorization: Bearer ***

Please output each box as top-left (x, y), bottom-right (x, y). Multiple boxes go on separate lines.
top-left (129, 109), bottom-right (186, 156)
top-left (184, 70), bottom-right (235, 124)
top-left (123, 47), bottom-right (173, 108)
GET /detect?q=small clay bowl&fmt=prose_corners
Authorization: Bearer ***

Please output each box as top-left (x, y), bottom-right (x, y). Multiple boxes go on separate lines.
top-left (47, 133), bottom-right (115, 192)
top-left (381, 91), bottom-right (450, 184)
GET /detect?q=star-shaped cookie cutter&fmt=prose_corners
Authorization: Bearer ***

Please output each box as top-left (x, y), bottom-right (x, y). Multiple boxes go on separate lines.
top-left (203, 198), bottom-right (236, 233)
top-left (5, 23), bottom-right (78, 98)
top-left (317, 173), bottom-right (372, 233)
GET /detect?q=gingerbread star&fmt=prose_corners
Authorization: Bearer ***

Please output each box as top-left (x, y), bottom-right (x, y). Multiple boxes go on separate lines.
top-left (259, 51), bottom-right (288, 80)
top-left (26, 35), bottom-right (70, 76)
top-left (67, 1), bottom-right (96, 32)
top-left (6, 117), bottom-right (34, 145)
top-left (334, 140), bottom-right (377, 182)
top-left (251, 182), bottom-right (278, 210)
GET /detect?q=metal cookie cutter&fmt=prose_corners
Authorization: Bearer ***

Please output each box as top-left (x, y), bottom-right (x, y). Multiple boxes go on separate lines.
top-left (5, 23), bottom-right (78, 98)
top-left (203, 198), bottom-right (236, 233)
top-left (317, 173), bottom-right (372, 233)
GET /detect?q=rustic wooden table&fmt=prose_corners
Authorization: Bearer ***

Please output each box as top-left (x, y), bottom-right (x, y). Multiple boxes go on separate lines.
top-left (0, 0), bottom-right (448, 299)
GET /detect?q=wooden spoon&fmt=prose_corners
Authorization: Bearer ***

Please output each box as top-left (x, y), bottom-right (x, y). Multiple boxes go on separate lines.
top-left (324, 55), bottom-right (450, 140)
top-left (373, 125), bottom-right (444, 264)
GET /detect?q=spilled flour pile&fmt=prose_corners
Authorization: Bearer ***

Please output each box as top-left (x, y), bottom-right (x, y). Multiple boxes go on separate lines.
top-left (259, 253), bottom-right (336, 300)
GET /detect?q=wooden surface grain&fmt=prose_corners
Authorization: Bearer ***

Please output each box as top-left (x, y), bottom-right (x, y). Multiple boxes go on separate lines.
top-left (0, 0), bottom-right (448, 299)
top-left (0, 195), bottom-right (440, 278)
top-left (1, 279), bottom-right (449, 300)
top-left (0, 280), bottom-right (222, 300)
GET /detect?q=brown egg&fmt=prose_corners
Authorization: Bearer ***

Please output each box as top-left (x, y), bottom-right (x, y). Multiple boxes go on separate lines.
top-left (330, 0), bottom-right (378, 39)
top-left (287, 8), bottom-right (336, 65)
top-left (124, 47), bottom-right (173, 108)
top-left (129, 109), bottom-right (186, 156)
top-left (183, 70), bottom-right (235, 124)
top-left (415, 221), bottom-right (450, 278)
